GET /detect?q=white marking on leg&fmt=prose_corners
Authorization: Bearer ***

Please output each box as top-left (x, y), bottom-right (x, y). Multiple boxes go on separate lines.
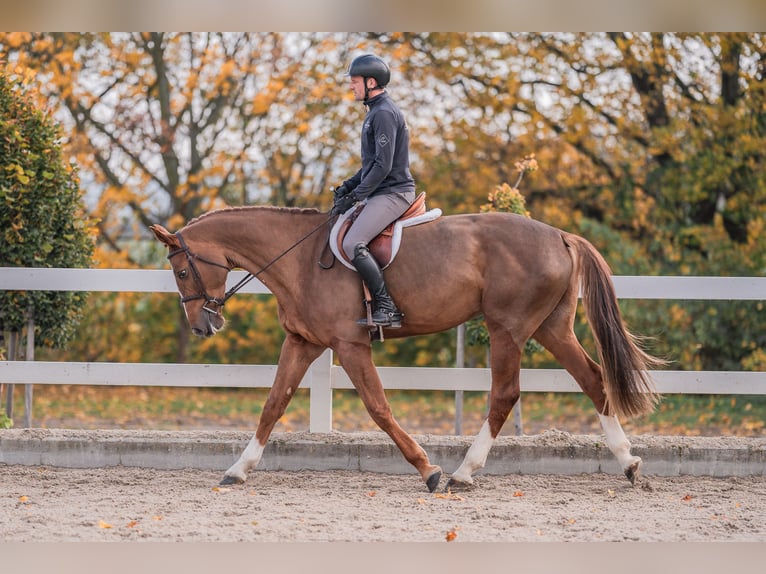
top-left (224, 435), bottom-right (264, 482)
top-left (598, 413), bottom-right (641, 471)
top-left (451, 420), bottom-right (495, 484)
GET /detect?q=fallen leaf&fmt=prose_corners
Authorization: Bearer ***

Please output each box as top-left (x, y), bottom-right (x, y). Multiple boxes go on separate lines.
top-left (417, 498), bottom-right (426, 505)
top-left (98, 520), bottom-right (113, 529)
top-left (607, 489), bottom-right (615, 497)
top-left (367, 491), bottom-right (377, 497)
top-left (18, 496), bottom-right (29, 503)
top-left (513, 491), bottom-right (524, 497)
top-left (153, 515), bottom-right (163, 521)
top-left (435, 490), bottom-right (464, 501)
top-left (445, 527), bottom-right (460, 542)
top-left (212, 486), bottom-right (231, 493)
top-left (682, 494), bottom-right (693, 502)
top-left (126, 520), bottom-right (139, 528)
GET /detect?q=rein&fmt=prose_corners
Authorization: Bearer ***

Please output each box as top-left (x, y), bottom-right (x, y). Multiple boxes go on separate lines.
top-left (167, 213), bottom-right (337, 313)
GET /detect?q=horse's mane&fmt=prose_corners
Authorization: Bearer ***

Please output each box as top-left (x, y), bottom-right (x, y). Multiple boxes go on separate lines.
top-left (186, 205), bottom-right (322, 227)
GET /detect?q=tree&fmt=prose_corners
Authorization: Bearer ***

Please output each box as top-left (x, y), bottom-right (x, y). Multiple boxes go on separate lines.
top-left (0, 67), bottom-right (95, 347)
top-left (0, 66), bottom-right (95, 424)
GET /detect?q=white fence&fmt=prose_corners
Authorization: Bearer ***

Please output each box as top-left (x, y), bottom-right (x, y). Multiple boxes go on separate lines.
top-left (1, 267), bottom-right (765, 433)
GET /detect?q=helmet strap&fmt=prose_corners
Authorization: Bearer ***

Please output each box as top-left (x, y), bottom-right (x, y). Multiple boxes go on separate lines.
top-left (363, 78), bottom-right (383, 105)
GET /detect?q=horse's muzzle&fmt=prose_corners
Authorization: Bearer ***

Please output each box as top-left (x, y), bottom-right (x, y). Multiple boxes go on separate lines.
top-left (191, 311), bottom-right (224, 338)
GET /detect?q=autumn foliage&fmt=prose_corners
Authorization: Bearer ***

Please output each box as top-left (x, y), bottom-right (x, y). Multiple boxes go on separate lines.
top-left (1, 32), bottom-right (765, 375)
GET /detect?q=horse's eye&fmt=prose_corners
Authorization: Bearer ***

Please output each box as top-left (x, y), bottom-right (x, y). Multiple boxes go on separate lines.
top-left (177, 269), bottom-right (188, 279)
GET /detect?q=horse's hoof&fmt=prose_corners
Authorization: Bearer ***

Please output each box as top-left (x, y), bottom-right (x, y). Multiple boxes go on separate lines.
top-left (624, 459), bottom-right (642, 486)
top-left (426, 469), bottom-right (442, 493)
top-left (444, 476), bottom-right (474, 492)
top-left (220, 474), bottom-right (245, 486)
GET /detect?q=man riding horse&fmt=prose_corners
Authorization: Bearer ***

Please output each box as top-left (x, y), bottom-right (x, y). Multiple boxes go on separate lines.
top-left (332, 54), bottom-right (416, 329)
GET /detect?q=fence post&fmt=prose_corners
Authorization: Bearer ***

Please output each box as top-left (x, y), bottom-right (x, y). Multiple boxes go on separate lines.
top-left (5, 331), bottom-right (18, 420)
top-left (24, 307), bottom-right (34, 428)
top-left (309, 348), bottom-right (333, 433)
top-left (454, 323), bottom-right (465, 435)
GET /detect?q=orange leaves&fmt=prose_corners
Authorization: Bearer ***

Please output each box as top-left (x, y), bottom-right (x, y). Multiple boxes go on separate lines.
top-left (445, 527), bottom-right (460, 542)
top-left (434, 490), bottom-right (464, 502)
top-left (98, 520), bottom-right (113, 529)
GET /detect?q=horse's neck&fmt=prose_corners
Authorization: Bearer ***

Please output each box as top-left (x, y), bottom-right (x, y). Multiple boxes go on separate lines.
top-left (196, 209), bottom-right (323, 283)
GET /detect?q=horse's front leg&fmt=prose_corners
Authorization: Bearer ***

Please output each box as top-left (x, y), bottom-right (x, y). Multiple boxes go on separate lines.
top-left (447, 324), bottom-right (521, 490)
top-left (336, 340), bottom-right (442, 492)
top-left (221, 333), bottom-right (325, 485)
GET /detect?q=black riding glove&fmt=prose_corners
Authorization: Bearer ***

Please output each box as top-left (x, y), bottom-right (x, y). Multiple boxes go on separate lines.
top-left (332, 191), bottom-right (357, 215)
top-left (333, 184), bottom-right (350, 199)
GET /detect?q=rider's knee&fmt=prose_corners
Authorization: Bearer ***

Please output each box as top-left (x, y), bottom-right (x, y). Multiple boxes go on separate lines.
top-left (343, 239), bottom-right (367, 260)
top-left (353, 242), bottom-right (369, 259)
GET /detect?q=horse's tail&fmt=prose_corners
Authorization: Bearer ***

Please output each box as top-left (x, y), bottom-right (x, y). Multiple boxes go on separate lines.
top-left (565, 233), bottom-right (663, 419)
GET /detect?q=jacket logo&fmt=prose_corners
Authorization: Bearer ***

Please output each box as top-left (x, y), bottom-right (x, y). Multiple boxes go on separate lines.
top-left (377, 134), bottom-right (389, 147)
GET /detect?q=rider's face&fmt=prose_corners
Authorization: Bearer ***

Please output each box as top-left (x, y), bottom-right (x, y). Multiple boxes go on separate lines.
top-left (349, 76), bottom-right (382, 101)
top-left (349, 76), bottom-right (367, 101)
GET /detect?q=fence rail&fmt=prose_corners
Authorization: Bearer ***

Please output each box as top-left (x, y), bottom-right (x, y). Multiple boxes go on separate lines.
top-left (1, 267), bottom-right (765, 433)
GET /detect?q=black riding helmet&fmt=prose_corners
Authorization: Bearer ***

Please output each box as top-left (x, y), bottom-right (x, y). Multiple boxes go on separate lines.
top-left (346, 54), bottom-right (390, 102)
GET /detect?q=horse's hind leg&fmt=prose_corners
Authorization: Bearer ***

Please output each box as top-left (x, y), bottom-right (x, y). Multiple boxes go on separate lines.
top-left (335, 340), bottom-right (442, 492)
top-left (221, 333), bottom-right (325, 485)
top-left (533, 317), bottom-right (643, 484)
top-left (447, 321), bottom-right (521, 489)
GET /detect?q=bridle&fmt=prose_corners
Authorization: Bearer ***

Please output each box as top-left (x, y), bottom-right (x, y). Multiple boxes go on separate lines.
top-left (167, 232), bottom-right (234, 316)
top-left (166, 214), bottom-right (337, 315)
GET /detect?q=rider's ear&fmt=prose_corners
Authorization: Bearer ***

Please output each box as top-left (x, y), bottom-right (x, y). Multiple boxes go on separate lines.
top-left (150, 224), bottom-right (181, 250)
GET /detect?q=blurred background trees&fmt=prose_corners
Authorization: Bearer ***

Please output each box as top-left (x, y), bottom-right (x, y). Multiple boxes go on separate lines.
top-left (1, 32), bottom-right (764, 373)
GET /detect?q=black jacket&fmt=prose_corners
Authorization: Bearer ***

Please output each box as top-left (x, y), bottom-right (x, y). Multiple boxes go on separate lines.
top-left (343, 92), bottom-right (415, 200)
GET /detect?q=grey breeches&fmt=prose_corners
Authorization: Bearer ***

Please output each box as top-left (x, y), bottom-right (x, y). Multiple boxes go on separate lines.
top-left (342, 191), bottom-right (415, 260)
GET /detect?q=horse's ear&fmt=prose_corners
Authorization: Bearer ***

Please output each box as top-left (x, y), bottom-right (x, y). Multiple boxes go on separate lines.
top-left (150, 224), bottom-right (180, 250)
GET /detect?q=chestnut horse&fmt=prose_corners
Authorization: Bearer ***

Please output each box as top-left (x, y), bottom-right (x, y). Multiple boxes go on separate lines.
top-left (150, 206), bottom-right (661, 492)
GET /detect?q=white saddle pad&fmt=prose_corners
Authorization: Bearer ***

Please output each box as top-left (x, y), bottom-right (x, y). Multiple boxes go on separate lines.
top-left (329, 203), bottom-right (442, 270)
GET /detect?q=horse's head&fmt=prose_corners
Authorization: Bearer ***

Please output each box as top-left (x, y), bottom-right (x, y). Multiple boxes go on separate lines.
top-left (150, 224), bottom-right (230, 338)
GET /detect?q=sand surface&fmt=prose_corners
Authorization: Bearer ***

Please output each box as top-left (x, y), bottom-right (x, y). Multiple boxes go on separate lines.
top-left (2, 464), bottom-right (764, 542)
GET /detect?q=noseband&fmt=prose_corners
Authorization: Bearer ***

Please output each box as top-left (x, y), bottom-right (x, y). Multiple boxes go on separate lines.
top-left (167, 232), bottom-right (233, 315)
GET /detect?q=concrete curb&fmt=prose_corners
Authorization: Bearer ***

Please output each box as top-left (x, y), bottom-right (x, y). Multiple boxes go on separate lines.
top-left (1, 428), bottom-right (764, 477)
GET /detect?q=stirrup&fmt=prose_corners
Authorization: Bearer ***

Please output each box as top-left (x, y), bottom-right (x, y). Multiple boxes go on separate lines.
top-left (356, 310), bottom-right (403, 329)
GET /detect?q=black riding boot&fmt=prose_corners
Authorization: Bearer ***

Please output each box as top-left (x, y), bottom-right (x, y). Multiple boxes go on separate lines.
top-left (352, 243), bottom-right (403, 328)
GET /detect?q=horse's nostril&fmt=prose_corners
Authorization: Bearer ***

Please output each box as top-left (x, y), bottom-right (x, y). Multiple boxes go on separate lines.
top-left (191, 328), bottom-right (204, 337)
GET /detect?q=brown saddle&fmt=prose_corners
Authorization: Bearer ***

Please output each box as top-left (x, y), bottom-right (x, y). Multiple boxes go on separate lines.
top-left (336, 191), bottom-right (428, 267)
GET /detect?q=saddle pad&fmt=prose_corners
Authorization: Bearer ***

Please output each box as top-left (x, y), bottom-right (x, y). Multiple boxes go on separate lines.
top-left (329, 202), bottom-right (442, 270)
